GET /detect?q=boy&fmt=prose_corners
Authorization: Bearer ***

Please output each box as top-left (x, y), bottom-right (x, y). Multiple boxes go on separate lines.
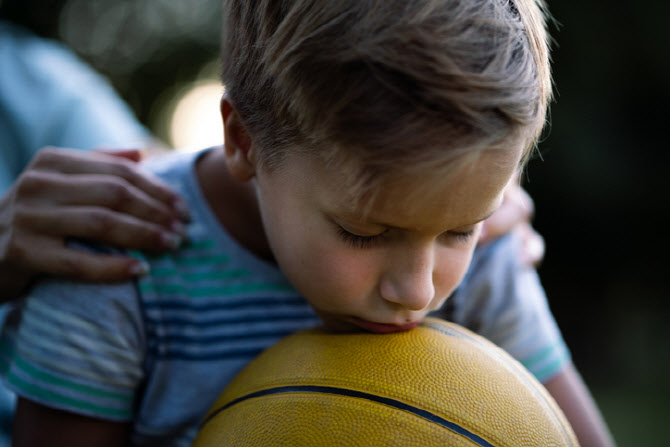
top-left (0, 0), bottom-right (614, 446)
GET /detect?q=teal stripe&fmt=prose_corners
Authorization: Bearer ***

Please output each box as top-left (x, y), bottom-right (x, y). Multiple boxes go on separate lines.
top-left (14, 356), bottom-right (133, 403)
top-left (0, 338), bottom-right (13, 356)
top-left (521, 343), bottom-right (570, 382)
top-left (534, 356), bottom-right (564, 382)
top-left (540, 347), bottom-right (570, 382)
top-left (7, 370), bottom-right (132, 420)
top-left (521, 345), bottom-right (556, 371)
top-left (138, 281), bottom-right (294, 296)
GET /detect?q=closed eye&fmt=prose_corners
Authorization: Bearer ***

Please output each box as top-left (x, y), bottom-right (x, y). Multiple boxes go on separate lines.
top-left (446, 228), bottom-right (476, 243)
top-left (337, 227), bottom-right (385, 249)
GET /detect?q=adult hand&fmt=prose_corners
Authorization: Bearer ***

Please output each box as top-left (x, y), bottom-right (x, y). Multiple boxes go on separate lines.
top-left (478, 179), bottom-right (545, 267)
top-left (0, 147), bottom-right (190, 300)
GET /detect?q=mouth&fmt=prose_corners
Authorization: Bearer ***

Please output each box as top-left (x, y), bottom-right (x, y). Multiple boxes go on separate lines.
top-left (349, 317), bottom-right (421, 334)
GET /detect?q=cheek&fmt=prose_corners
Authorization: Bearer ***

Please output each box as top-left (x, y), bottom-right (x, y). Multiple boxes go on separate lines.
top-left (434, 244), bottom-right (478, 300)
top-left (284, 236), bottom-right (377, 311)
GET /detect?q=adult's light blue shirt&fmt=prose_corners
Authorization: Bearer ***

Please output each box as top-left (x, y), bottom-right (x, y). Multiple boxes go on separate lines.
top-left (0, 21), bottom-right (150, 194)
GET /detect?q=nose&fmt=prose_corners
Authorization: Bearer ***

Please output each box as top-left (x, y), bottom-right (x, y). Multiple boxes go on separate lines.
top-left (379, 246), bottom-right (435, 311)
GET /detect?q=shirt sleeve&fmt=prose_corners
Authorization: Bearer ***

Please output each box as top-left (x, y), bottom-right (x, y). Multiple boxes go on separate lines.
top-left (438, 233), bottom-right (571, 383)
top-left (0, 277), bottom-right (146, 421)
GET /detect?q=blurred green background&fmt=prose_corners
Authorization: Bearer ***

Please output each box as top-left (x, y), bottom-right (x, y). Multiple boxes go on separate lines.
top-left (2, 0), bottom-right (668, 445)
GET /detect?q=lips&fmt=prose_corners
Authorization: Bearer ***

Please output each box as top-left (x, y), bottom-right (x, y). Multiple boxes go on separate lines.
top-left (350, 318), bottom-right (420, 334)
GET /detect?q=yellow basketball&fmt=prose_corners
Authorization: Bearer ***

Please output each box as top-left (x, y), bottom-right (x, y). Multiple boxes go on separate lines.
top-left (193, 317), bottom-right (578, 447)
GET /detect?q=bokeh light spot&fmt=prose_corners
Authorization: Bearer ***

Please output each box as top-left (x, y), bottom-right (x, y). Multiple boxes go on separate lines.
top-left (169, 81), bottom-right (224, 152)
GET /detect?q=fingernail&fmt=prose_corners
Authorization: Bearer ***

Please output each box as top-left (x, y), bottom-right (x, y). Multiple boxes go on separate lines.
top-left (161, 232), bottom-right (183, 249)
top-left (129, 260), bottom-right (150, 276)
top-left (170, 220), bottom-right (187, 237)
top-left (174, 198), bottom-right (191, 222)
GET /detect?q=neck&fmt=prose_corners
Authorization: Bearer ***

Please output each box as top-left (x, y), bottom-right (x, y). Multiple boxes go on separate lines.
top-left (196, 148), bottom-right (275, 262)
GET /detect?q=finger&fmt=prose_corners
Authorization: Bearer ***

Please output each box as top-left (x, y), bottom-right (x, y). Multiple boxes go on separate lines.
top-left (479, 204), bottom-right (531, 243)
top-left (517, 224), bottom-right (545, 268)
top-left (48, 250), bottom-right (151, 282)
top-left (112, 165), bottom-right (192, 222)
top-left (5, 233), bottom-right (150, 281)
top-left (506, 183), bottom-right (535, 217)
top-left (100, 149), bottom-right (144, 163)
top-left (19, 206), bottom-right (185, 252)
top-left (41, 244), bottom-right (150, 282)
top-left (19, 171), bottom-right (183, 229)
top-left (29, 147), bottom-right (122, 173)
top-left (29, 148), bottom-right (191, 221)
top-left (479, 187), bottom-right (534, 244)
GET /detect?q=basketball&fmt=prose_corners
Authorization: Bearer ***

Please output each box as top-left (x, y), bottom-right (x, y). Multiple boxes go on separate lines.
top-left (193, 317), bottom-right (578, 446)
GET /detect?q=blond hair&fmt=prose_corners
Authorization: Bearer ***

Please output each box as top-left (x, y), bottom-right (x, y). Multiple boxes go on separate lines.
top-left (221, 0), bottom-right (551, 179)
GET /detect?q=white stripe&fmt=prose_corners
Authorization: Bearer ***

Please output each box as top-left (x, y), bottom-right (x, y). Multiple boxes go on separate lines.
top-left (24, 298), bottom-right (140, 352)
top-left (17, 301), bottom-right (142, 387)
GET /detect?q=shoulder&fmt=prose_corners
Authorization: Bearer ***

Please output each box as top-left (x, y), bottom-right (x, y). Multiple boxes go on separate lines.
top-left (6, 274), bottom-right (146, 360)
top-left (448, 232), bottom-right (543, 325)
top-left (0, 276), bottom-right (145, 421)
top-left (142, 148), bottom-right (203, 180)
top-left (439, 234), bottom-right (571, 382)
top-left (448, 233), bottom-right (524, 309)
top-left (19, 274), bottom-right (144, 336)
top-left (141, 148), bottom-right (216, 224)
top-left (469, 232), bottom-right (522, 277)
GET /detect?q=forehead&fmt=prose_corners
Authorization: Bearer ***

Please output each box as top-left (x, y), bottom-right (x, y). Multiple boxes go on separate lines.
top-left (285, 147), bottom-right (522, 231)
top-left (378, 160), bottom-right (515, 228)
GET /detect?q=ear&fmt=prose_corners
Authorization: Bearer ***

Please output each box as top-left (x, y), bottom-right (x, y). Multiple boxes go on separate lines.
top-left (221, 96), bottom-right (256, 181)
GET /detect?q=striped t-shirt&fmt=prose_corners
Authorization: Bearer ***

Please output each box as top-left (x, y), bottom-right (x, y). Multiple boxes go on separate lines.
top-left (0, 148), bottom-right (569, 446)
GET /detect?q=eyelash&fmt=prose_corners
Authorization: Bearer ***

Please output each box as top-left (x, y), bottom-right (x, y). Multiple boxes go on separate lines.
top-left (337, 227), bottom-right (476, 249)
top-left (337, 227), bottom-right (382, 249)
top-left (449, 229), bottom-right (476, 243)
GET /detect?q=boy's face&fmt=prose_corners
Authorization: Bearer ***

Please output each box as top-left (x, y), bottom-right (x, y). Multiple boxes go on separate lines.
top-left (251, 147), bottom-right (522, 333)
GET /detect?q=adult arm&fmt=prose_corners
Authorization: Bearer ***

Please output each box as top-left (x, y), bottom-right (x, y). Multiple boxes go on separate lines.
top-left (0, 147), bottom-right (190, 301)
top-left (544, 364), bottom-right (617, 447)
top-left (13, 398), bottom-right (129, 447)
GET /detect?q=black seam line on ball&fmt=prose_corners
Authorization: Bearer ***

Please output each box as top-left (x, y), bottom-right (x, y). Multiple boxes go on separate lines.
top-left (422, 321), bottom-right (576, 447)
top-left (201, 385), bottom-right (496, 447)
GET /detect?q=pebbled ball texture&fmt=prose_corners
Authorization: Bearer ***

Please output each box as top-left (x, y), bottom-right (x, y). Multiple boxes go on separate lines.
top-left (193, 317), bottom-right (579, 447)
